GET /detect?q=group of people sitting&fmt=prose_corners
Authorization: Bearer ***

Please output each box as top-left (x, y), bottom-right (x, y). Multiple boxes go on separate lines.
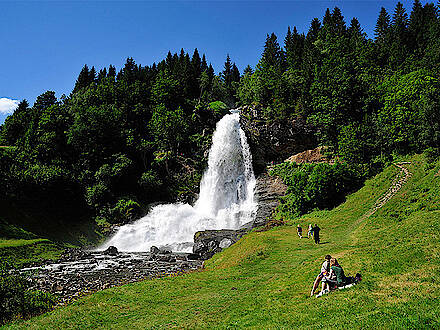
top-left (310, 255), bottom-right (362, 297)
top-left (297, 223), bottom-right (320, 244)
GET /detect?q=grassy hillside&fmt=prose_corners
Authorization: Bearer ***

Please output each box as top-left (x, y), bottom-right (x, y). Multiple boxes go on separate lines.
top-left (6, 154), bottom-right (440, 328)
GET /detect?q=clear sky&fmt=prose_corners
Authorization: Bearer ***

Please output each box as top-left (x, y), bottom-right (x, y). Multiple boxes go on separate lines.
top-left (0, 0), bottom-right (421, 124)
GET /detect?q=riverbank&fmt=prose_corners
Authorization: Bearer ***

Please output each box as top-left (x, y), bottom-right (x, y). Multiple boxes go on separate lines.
top-left (7, 154), bottom-right (439, 328)
top-left (17, 249), bottom-right (202, 307)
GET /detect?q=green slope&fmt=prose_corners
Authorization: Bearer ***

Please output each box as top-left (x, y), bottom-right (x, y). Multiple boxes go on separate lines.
top-left (6, 154), bottom-right (440, 329)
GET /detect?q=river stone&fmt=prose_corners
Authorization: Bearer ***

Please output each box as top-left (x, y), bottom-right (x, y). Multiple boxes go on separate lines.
top-left (103, 246), bottom-right (118, 256)
top-left (150, 246), bottom-right (160, 254)
top-left (219, 238), bottom-right (232, 249)
top-left (193, 229), bottom-right (247, 260)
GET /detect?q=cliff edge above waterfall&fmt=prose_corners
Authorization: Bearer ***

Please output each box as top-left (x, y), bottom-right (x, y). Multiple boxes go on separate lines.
top-left (239, 104), bottom-right (317, 175)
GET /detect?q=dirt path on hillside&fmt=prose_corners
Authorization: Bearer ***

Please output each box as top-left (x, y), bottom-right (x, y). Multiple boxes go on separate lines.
top-left (350, 162), bottom-right (412, 233)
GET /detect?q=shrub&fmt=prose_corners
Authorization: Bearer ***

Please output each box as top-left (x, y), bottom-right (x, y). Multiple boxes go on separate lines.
top-left (270, 162), bottom-right (364, 220)
top-left (0, 261), bottom-right (56, 325)
top-left (208, 101), bottom-right (229, 116)
top-left (110, 198), bottom-right (141, 224)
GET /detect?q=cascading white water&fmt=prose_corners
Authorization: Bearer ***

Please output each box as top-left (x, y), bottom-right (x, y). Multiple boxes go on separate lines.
top-left (100, 112), bottom-right (256, 252)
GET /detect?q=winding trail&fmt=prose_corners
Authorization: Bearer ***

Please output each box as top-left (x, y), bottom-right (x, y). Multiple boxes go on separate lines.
top-left (351, 162), bottom-right (412, 231)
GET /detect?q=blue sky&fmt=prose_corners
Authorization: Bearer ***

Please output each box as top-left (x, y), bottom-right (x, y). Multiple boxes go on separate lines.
top-left (0, 0), bottom-right (421, 124)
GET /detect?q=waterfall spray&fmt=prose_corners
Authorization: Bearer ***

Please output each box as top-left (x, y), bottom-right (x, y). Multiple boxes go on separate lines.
top-left (100, 112), bottom-right (256, 252)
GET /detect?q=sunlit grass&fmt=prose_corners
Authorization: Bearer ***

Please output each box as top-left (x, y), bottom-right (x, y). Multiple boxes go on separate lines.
top-left (6, 154), bottom-right (440, 328)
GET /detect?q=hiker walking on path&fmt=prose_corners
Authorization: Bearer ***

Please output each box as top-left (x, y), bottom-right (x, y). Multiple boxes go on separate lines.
top-left (313, 224), bottom-right (320, 244)
top-left (307, 224), bottom-right (313, 239)
top-left (297, 224), bottom-right (303, 239)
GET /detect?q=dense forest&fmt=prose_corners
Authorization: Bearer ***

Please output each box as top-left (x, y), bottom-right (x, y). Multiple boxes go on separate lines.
top-left (1, 1), bottom-right (439, 231)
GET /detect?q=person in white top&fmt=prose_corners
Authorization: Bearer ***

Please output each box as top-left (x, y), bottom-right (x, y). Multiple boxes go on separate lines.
top-left (310, 254), bottom-right (332, 297)
top-left (307, 224), bottom-right (313, 239)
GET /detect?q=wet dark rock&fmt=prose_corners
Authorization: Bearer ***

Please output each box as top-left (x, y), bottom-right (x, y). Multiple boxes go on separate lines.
top-left (239, 104), bottom-right (317, 174)
top-left (59, 248), bottom-right (92, 262)
top-left (103, 246), bottom-right (118, 256)
top-left (186, 253), bottom-right (201, 260)
top-left (193, 229), bottom-right (247, 260)
top-left (150, 246), bottom-right (160, 254)
top-left (159, 248), bottom-right (172, 255)
top-left (241, 172), bottom-right (288, 229)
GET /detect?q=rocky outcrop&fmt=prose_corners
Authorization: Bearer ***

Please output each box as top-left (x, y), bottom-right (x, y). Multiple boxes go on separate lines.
top-left (285, 146), bottom-right (330, 164)
top-left (248, 173), bottom-right (288, 228)
top-left (193, 229), bottom-right (247, 260)
top-left (239, 104), bottom-right (317, 174)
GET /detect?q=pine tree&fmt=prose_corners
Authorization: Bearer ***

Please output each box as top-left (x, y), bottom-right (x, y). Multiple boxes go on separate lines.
top-left (108, 65), bottom-right (116, 80)
top-left (97, 68), bottom-right (107, 82)
top-left (307, 18), bottom-right (321, 42)
top-left (231, 63), bottom-right (240, 83)
top-left (332, 7), bottom-right (346, 36)
top-left (243, 65), bottom-right (253, 75)
top-left (120, 57), bottom-right (137, 84)
top-left (191, 48), bottom-right (202, 78)
top-left (89, 66), bottom-right (96, 83)
top-left (285, 26), bottom-right (305, 70)
top-left (392, 2), bottom-right (409, 41)
top-left (323, 8), bottom-right (332, 29)
top-left (166, 51), bottom-right (173, 67)
top-left (261, 33), bottom-right (283, 69)
top-left (222, 54), bottom-right (233, 87)
top-left (389, 2), bottom-right (409, 68)
top-left (73, 64), bottom-right (91, 93)
top-left (201, 54), bottom-right (208, 72)
top-left (374, 7), bottom-right (391, 43)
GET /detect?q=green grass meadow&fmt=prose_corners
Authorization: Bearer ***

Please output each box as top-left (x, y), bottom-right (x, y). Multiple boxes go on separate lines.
top-left (5, 155), bottom-right (440, 329)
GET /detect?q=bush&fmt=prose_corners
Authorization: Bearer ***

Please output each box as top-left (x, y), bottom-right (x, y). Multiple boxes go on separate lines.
top-left (110, 198), bottom-right (141, 224)
top-left (208, 101), bottom-right (229, 116)
top-left (0, 262), bottom-right (56, 325)
top-left (270, 162), bottom-right (364, 220)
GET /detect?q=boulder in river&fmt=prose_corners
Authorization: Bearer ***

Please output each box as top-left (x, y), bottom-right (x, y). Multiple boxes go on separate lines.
top-left (193, 229), bottom-right (247, 260)
top-left (150, 246), bottom-right (160, 254)
top-left (103, 246), bottom-right (118, 256)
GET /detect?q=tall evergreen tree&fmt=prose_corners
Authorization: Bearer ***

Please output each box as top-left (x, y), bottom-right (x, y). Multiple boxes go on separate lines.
top-left (285, 26), bottom-right (304, 70)
top-left (108, 65), bottom-right (116, 80)
top-left (243, 65), bottom-right (254, 75)
top-left (222, 54), bottom-right (233, 87)
top-left (332, 7), bottom-right (346, 36)
top-left (191, 48), bottom-right (202, 78)
top-left (73, 64), bottom-right (92, 93)
top-left (89, 66), bottom-right (96, 84)
top-left (97, 68), bottom-right (107, 82)
top-left (201, 54), bottom-right (208, 72)
top-left (261, 33), bottom-right (284, 70)
top-left (389, 2), bottom-right (409, 68)
top-left (375, 7), bottom-right (391, 43)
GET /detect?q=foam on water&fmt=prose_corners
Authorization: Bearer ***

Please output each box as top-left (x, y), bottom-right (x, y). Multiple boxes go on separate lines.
top-left (99, 112), bottom-right (256, 252)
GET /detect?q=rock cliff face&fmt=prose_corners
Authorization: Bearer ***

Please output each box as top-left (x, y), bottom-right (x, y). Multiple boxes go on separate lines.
top-left (239, 104), bottom-right (317, 174)
top-left (249, 173), bottom-right (288, 228)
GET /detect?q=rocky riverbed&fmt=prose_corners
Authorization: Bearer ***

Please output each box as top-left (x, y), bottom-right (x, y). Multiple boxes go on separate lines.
top-left (16, 248), bottom-right (203, 306)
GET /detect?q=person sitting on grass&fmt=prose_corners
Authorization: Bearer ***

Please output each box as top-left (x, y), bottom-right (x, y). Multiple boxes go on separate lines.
top-left (317, 258), bottom-right (362, 297)
top-left (310, 254), bottom-right (331, 296)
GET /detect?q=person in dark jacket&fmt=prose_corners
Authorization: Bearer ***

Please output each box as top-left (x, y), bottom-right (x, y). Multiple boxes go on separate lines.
top-left (313, 224), bottom-right (320, 244)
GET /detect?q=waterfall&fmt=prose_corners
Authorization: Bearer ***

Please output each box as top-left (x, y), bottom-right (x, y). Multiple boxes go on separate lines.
top-left (100, 112), bottom-right (256, 252)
